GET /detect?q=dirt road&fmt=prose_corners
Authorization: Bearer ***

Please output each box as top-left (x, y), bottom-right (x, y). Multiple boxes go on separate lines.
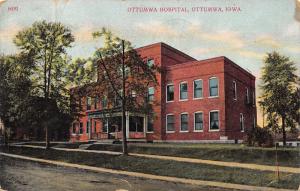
top-left (0, 156), bottom-right (235, 191)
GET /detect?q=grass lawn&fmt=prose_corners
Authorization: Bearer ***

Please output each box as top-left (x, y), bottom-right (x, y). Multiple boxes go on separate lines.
top-left (0, 146), bottom-right (299, 190)
top-left (87, 143), bottom-right (300, 168)
top-left (20, 142), bottom-right (300, 167)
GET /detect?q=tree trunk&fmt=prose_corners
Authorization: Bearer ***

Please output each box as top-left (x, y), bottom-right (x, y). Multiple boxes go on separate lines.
top-left (3, 125), bottom-right (7, 147)
top-left (121, 40), bottom-right (128, 155)
top-left (282, 117), bottom-right (286, 146)
top-left (45, 124), bottom-right (50, 149)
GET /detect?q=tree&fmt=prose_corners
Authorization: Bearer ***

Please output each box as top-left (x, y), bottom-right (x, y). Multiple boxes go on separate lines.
top-left (0, 54), bottom-right (33, 145)
top-left (14, 20), bottom-right (74, 148)
top-left (259, 52), bottom-right (300, 146)
top-left (72, 28), bottom-right (160, 154)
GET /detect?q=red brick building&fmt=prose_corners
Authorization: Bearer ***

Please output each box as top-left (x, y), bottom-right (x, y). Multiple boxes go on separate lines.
top-left (70, 42), bottom-right (256, 143)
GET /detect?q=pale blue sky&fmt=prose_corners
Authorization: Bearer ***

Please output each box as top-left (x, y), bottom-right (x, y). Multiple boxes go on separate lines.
top-left (1, 0), bottom-right (300, 124)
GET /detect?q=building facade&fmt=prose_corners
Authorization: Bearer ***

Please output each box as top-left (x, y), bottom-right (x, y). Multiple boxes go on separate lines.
top-left (70, 42), bottom-right (256, 143)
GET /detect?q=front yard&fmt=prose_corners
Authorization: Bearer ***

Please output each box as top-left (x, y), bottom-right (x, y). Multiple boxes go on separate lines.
top-left (0, 146), bottom-right (299, 190)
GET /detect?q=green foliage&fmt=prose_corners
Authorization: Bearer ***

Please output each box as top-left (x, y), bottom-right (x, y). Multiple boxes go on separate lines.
top-left (245, 127), bottom-right (273, 147)
top-left (9, 20), bottom-right (75, 142)
top-left (0, 54), bottom-right (32, 137)
top-left (65, 58), bottom-right (97, 88)
top-left (259, 52), bottom-right (300, 144)
top-left (86, 28), bottom-right (160, 114)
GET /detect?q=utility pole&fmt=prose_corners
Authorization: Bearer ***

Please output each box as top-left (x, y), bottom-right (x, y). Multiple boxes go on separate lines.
top-left (121, 40), bottom-right (128, 155)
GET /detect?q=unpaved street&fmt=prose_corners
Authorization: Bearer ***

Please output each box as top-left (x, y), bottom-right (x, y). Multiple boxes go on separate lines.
top-left (0, 156), bottom-right (234, 191)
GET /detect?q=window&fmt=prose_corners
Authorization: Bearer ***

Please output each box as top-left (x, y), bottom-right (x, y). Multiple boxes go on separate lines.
top-left (246, 88), bottom-right (250, 104)
top-left (179, 82), bottom-right (188, 100)
top-left (166, 84), bottom-right (174, 102)
top-left (86, 121), bottom-right (90, 134)
top-left (79, 122), bottom-right (83, 134)
top-left (147, 58), bottom-right (154, 67)
top-left (240, 113), bottom-right (244, 131)
top-left (166, 114), bottom-right (175, 132)
top-left (94, 97), bottom-right (98, 109)
top-left (115, 91), bottom-right (122, 107)
top-left (193, 80), bottom-right (203, 99)
top-left (148, 87), bottom-right (154, 101)
top-left (86, 97), bottom-right (91, 110)
top-left (72, 123), bottom-right (76, 134)
top-left (180, 113), bottom-right (189, 132)
top-left (253, 117), bottom-right (256, 129)
top-left (102, 120), bottom-right (108, 133)
top-left (209, 111), bottom-right (219, 130)
top-left (194, 112), bottom-right (203, 131)
top-left (131, 90), bottom-right (137, 98)
top-left (131, 90), bottom-right (137, 102)
top-left (209, 77), bottom-right (219, 97)
top-left (102, 96), bottom-right (107, 109)
top-left (232, 81), bottom-right (237, 100)
top-left (129, 116), bottom-right (144, 132)
top-left (94, 121), bottom-right (97, 133)
top-left (147, 114), bottom-right (154, 132)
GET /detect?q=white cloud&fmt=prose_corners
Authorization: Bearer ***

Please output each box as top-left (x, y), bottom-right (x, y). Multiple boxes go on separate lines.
top-left (254, 35), bottom-right (281, 48)
top-left (0, 24), bottom-right (22, 44)
top-left (135, 21), bottom-right (178, 38)
top-left (284, 21), bottom-right (300, 37)
top-left (73, 24), bottom-right (97, 43)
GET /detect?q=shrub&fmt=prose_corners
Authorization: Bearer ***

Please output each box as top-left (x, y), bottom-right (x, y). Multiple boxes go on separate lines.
top-left (245, 127), bottom-right (273, 147)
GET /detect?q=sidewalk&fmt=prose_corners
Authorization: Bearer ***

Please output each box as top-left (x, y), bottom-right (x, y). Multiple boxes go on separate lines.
top-left (0, 152), bottom-right (295, 191)
top-left (11, 144), bottom-right (300, 174)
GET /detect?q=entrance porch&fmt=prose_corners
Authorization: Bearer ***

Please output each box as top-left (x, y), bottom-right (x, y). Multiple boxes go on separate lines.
top-left (87, 111), bottom-right (147, 140)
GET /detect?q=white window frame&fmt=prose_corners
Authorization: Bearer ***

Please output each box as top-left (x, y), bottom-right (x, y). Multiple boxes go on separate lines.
top-left (180, 112), bottom-right (189, 132)
top-left (240, 113), bottom-right (245, 132)
top-left (179, 81), bottom-right (188, 101)
top-left (193, 79), bottom-right (203, 100)
top-left (194, 111), bottom-right (204, 132)
top-left (208, 77), bottom-right (219, 98)
top-left (166, 114), bottom-right (175, 133)
top-left (209, 110), bottom-right (220, 131)
top-left (233, 81), bottom-right (237, 101)
top-left (166, 83), bottom-right (174, 103)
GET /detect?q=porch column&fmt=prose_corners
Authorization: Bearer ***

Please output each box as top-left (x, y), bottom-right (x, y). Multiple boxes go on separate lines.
top-left (126, 112), bottom-right (129, 138)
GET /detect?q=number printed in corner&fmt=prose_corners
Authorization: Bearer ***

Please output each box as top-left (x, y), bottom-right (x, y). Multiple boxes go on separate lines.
top-left (8, 6), bottom-right (18, 12)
